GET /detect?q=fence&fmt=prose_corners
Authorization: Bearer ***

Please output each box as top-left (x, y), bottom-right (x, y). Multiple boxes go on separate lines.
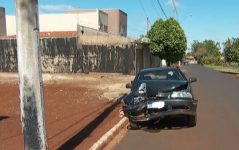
top-left (0, 38), bottom-right (138, 74)
top-left (0, 38), bottom-right (17, 72)
top-left (0, 37), bottom-right (161, 74)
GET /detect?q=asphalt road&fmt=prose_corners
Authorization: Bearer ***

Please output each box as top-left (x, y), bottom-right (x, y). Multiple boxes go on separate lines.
top-left (114, 65), bottom-right (239, 150)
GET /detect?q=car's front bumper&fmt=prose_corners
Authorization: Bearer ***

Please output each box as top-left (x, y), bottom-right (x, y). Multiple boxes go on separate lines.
top-left (123, 99), bottom-right (197, 122)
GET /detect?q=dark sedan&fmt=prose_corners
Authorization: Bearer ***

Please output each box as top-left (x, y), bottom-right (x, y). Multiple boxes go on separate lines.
top-left (122, 67), bottom-right (198, 129)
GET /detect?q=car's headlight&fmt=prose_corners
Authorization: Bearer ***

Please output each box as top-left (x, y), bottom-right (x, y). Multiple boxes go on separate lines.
top-left (133, 83), bottom-right (147, 104)
top-left (171, 91), bottom-right (192, 98)
top-left (138, 83), bottom-right (146, 94)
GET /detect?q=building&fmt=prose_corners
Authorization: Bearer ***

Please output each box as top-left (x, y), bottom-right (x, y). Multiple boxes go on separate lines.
top-left (6, 9), bottom-right (108, 36)
top-left (68, 9), bottom-right (108, 33)
top-left (103, 9), bottom-right (127, 37)
top-left (0, 7), bottom-right (6, 36)
top-left (4, 8), bottom-right (127, 37)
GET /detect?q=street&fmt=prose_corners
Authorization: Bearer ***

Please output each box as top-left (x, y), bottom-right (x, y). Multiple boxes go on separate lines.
top-left (114, 65), bottom-right (239, 150)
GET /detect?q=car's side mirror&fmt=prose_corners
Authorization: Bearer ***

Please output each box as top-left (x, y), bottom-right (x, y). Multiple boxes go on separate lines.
top-left (126, 83), bottom-right (132, 88)
top-left (189, 77), bottom-right (197, 83)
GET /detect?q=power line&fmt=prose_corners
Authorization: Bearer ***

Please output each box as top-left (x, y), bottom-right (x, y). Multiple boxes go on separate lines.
top-left (138, 0), bottom-right (149, 19)
top-left (128, 25), bottom-right (147, 33)
top-left (172, 0), bottom-right (178, 20)
top-left (138, 0), bottom-right (151, 33)
top-left (151, 0), bottom-right (161, 18)
top-left (156, 0), bottom-right (168, 19)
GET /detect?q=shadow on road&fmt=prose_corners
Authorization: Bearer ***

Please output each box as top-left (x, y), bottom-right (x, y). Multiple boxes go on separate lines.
top-left (0, 116), bottom-right (9, 121)
top-left (57, 94), bottom-right (126, 150)
top-left (133, 116), bottom-right (190, 133)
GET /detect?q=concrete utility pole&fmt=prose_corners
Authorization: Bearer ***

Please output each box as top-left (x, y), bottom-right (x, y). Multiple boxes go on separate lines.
top-left (16, 0), bottom-right (48, 149)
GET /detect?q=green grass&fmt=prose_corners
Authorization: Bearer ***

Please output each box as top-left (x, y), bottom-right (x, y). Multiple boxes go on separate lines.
top-left (205, 65), bottom-right (239, 74)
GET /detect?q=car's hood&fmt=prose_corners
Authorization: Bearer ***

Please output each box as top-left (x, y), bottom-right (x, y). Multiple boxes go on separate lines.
top-left (133, 80), bottom-right (188, 97)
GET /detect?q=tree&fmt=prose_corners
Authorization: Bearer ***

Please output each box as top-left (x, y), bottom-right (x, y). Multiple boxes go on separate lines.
top-left (223, 38), bottom-right (239, 64)
top-left (139, 34), bottom-right (145, 38)
top-left (203, 40), bottom-right (221, 57)
top-left (191, 40), bottom-right (222, 65)
top-left (191, 40), bottom-right (206, 61)
top-left (147, 18), bottom-right (187, 66)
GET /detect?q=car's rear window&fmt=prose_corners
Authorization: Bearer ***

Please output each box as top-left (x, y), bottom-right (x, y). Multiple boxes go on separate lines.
top-left (138, 69), bottom-right (184, 81)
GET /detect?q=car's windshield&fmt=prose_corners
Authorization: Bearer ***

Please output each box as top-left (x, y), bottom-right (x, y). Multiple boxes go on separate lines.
top-left (138, 69), bottom-right (184, 81)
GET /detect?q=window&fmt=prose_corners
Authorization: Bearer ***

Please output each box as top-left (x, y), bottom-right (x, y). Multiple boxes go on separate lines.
top-left (139, 69), bottom-right (184, 81)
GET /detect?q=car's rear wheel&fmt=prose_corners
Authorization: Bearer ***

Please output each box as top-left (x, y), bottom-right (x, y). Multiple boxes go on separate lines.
top-left (188, 115), bottom-right (197, 127)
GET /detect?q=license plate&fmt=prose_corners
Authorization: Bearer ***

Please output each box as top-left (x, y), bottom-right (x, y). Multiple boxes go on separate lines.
top-left (147, 101), bottom-right (165, 109)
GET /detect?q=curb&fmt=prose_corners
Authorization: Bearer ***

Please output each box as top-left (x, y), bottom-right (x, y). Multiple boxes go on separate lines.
top-left (89, 117), bottom-right (128, 150)
top-left (89, 94), bottom-right (128, 150)
top-left (112, 93), bottom-right (127, 103)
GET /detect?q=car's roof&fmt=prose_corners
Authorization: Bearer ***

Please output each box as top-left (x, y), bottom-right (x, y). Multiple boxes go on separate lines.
top-left (140, 67), bottom-right (178, 73)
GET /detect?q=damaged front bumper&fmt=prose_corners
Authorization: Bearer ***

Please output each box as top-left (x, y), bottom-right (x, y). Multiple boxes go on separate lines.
top-left (123, 99), bottom-right (197, 122)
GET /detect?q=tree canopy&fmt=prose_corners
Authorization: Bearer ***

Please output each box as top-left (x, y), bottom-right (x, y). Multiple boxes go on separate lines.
top-left (191, 40), bottom-right (222, 65)
top-left (223, 38), bottom-right (239, 64)
top-left (147, 18), bottom-right (187, 65)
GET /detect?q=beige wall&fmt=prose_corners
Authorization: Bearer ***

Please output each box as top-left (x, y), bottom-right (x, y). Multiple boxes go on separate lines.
top-left (103, 9), bottom-right (127, 37)
top-left (103, 9), bottom-right (120, 36)
top-left (0, 7), bottom-right (6, 36)
top-left (6, 10), bottom-right (107, 36)
top-left (77, 25), bottom-right (132, 45)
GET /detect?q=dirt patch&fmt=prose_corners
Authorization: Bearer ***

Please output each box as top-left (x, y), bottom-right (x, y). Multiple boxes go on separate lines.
top-left (0, 73), bottom-right (133, 150)
top-left (0, 72), bottom-right (133, 100)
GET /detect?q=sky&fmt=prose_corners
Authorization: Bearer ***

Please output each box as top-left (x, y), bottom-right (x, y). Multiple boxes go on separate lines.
top-left (1, 0), bottom-right (239, 50)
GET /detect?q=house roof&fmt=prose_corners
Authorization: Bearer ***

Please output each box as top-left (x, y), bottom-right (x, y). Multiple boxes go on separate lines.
top-left (0, 31), bottom-right (77, 39)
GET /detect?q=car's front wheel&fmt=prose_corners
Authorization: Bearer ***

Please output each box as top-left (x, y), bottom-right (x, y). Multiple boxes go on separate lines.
top-left (129, 121), bottom-right (140, 130)
top-left (188, 115), bottom-right (197, 127)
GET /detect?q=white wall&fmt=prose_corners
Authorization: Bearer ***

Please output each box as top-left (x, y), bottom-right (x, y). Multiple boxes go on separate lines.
top-left (6, 10), bottom-right (104, 36)
top-left (40, 13), bottom-right (78, 32)
top-left (6, 15), bottom-right (15, 35)
top-left (77, 11), bottom-right (99, 30)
